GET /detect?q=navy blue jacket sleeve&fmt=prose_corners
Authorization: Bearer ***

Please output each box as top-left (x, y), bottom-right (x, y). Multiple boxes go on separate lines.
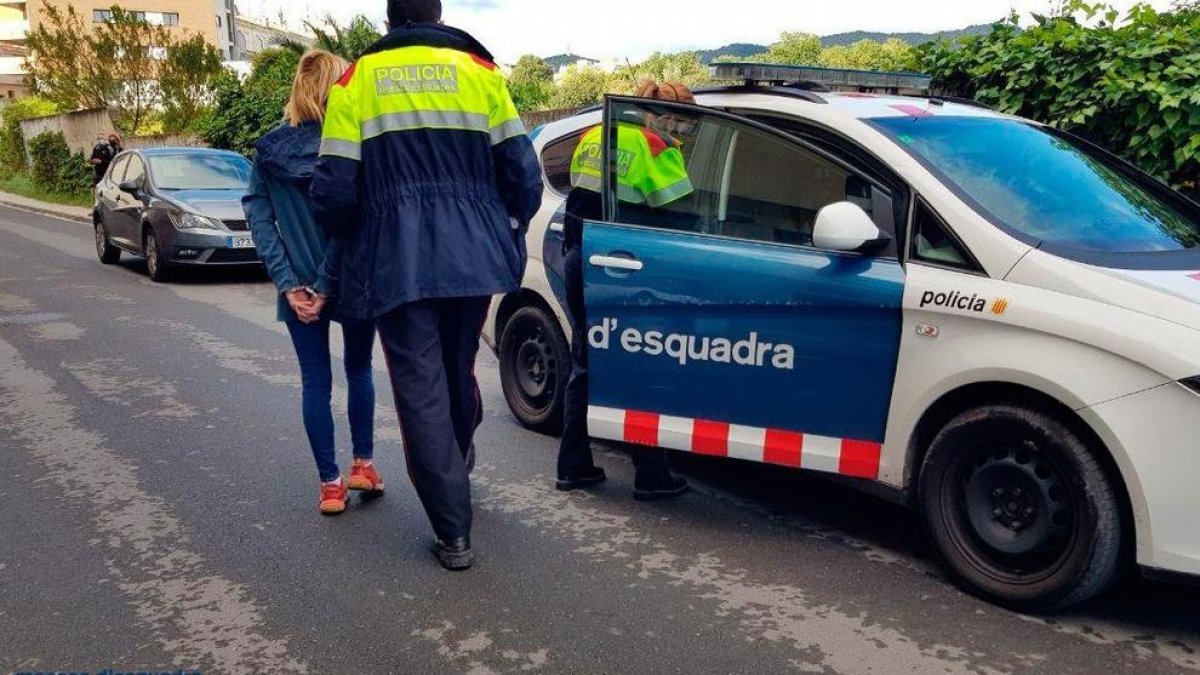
top-left (242, 163), bottom-right (300, 294)
top-left (310, 155), bottom-right (361, 236)
top-left (312, 235), bottom-right (343, 299)
top-left (492, 135), bottom-right (544, 226)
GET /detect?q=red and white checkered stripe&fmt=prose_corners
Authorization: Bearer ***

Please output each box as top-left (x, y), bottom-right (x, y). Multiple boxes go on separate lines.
top-left (589, 406), bottom-right (882, 480)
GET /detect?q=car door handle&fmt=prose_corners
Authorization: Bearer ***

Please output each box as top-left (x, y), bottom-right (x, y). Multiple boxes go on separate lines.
top-left (589, 255), bottom-right (644, 272)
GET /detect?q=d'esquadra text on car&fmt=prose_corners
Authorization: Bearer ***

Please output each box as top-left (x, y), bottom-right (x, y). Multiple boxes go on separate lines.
top-left (483, 63), bottom-right (1200, 610)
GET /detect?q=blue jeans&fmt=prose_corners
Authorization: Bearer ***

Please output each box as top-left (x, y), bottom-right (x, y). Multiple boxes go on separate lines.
top-left (286, 318), bottom-right (377, 482)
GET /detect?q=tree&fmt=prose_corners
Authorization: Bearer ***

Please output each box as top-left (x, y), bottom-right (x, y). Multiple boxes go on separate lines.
top-left (0, 96), bottom-right (57, 171)
top-left (196, 47), bottom-right (299, 155)
top-left (24, 5), bottom-right (172, 134)
top-left (159, 34), bottom-right (224, 133)
top-left (819, 38), bottom-right (916, 71)
top-left (246, 47), bottom-right (303, 93)
top-left (548, 65), bottom-right (613, 109)
top-left (90, 8), bottom-right (169, 134)
top-left (508, 55), bottom-right (554, 112)
top-left (612, 51), bottom-right (710, 91)
top-left (23, 4), bottom-right (115, 112)
top-left (760, 32), bottom-right (823, 66)
top-left (308, 15), bottom-right (382, 61)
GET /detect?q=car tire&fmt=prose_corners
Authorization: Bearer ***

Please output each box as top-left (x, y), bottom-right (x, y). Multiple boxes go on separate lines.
top-left (144, 228), bottom-right (170, 283)
top-left (918, 403), bottom-right (1122, 611)
top-left (498, 304), bottom-right (569, 435)
top-left (94, 219), bottom-right (121, 264)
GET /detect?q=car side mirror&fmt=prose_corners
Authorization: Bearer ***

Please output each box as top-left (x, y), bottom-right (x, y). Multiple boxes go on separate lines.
top-left (118, 179), bottom-right (141, 195)
top-left (812, 201), bottom-right (891, 253)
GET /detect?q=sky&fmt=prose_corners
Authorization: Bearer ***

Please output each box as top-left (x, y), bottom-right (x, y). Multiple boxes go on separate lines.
top-left (238, 0), bottom-right (1178, 63)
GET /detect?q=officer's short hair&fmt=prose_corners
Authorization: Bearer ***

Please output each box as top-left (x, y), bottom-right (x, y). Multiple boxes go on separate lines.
top-left (387, 0), bottom-right (442, 26)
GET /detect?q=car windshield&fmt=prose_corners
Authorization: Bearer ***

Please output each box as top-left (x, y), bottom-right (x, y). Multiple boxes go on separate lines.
top-left (872, 116), bottom-right (1200, 255)
top-left (148, 153), bottom-right (251, 191)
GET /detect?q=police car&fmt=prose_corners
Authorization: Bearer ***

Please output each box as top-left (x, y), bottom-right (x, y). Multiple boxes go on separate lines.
top-left (483, 63), bottom-right (1200, 610)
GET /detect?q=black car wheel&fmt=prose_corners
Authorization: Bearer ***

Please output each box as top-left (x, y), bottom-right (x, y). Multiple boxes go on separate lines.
top-left (919, 403), bottom-right (1122, 611)
top-left (144, 229), bottom-right (170, 283)
top-left (95, 218), bottom-right (120, 264)
top-left (499, 304), bottom-right (569, 435)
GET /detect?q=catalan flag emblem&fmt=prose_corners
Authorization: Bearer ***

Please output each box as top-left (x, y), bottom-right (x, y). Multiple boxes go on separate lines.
top-left (991, 299), bottom-right (1010, 315)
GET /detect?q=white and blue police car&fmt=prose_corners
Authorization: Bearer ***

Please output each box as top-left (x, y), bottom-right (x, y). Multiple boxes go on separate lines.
top-left (483, 63), bottom-right (1200, 610)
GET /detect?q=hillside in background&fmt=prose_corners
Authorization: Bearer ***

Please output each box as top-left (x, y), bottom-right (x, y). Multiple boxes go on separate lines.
top-left (693, 43), bottom-right (768, 65)
top-left (821, 23), bottom-right (995, 47)
top-left (546, 23), bottom-right (997, 65)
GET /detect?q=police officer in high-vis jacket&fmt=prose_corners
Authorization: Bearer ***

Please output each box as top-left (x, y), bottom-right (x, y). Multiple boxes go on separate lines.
top-left (555, 81), bottom-right (696, 501)
top-left (310, 0), bottom-right (542, 571)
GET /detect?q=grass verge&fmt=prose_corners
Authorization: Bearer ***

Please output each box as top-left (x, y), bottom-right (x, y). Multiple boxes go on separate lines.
top-left (0, 171), bottom-right (92, 208)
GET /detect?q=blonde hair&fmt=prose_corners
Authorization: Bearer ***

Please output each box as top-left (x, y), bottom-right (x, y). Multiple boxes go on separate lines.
top-left (634, 80), bottom-right (697, 105)
top-left (285, 50), bottom-right (350, 127)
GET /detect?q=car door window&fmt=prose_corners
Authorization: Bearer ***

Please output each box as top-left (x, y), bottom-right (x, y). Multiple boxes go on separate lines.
top-left (107, 155), bottom-right (129, 185)
top-left (123, 155), bottom-right (146, 188)
top-left (603, 98), bottom-right (897, 256)
top-left (911, 198), bottom-right (981, 272)
top-left (542, 129), bottom-right (589, 196)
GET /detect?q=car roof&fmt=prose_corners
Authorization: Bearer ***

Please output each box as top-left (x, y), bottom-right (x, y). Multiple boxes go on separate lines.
top-left (812, 91), bottom-right (1005, 119)
top-left (687, 88), bottom-right (1007, 120)
top-left (138, 147), bottom-right (247, 158)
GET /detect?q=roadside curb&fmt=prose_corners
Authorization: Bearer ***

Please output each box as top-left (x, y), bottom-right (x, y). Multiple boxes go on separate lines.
top-left (0, 191), bottom-right (91, 224)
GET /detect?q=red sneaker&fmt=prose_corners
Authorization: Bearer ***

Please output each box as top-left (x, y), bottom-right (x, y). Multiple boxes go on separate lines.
top-left (348, 460), bottom-right (384, 493)
top-left (319, 480), bottom-right (348, 515)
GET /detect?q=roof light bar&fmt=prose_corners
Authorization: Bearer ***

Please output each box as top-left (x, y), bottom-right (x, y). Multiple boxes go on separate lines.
top-left (710, 63), bottom-right (932, 93)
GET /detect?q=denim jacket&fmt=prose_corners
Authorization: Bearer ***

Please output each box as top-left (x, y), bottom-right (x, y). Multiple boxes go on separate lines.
top-left (243, 121), bottom-right (345, 322)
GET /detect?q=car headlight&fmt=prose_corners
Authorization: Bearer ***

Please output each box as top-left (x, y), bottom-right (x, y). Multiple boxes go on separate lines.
top-left (1182, 377), bottom-right (1200, 395)
top-left (171, 212), bottom-right (222, 230)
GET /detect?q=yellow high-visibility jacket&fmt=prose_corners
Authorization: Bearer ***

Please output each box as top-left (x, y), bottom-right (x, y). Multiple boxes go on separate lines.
top-left (311, 23), bottom-right (543, 319)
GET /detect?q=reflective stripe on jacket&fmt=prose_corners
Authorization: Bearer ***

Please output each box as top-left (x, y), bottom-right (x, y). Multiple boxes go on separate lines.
top-left (568, 123), bottom-right (694, 207)
top-left (311, 23), bottom-right (543, 320)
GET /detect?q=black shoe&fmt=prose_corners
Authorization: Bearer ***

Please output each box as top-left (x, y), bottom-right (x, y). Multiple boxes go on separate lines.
top-left (432, 537), bottom-right (474, 571)
top-left (633, 474), bottom-right (689, 502)
top-left (556, 466), bottom-right (607, 492)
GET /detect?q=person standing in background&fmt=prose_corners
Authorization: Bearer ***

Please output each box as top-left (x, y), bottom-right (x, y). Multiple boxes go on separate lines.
top-left (90, 134), bottom-right (115, 186)
top-left (310, 0), bottom-right (542, 570)
top-left (243, 50), bottom-right (382, 517)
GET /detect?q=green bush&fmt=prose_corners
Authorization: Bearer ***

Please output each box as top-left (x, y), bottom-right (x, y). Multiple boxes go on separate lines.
top-left (916, 2), bottom-right (1200, 195)
top-left (0, 96), bottom-right (58, 171)
top-left (197, 51), bottom-right (296, 156)
top-left (27, 131), bottom-right (91, 196)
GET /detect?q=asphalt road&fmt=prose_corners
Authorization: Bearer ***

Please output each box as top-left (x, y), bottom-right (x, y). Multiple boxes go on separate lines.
top-left (1, 203), bottom-right (1199, 675)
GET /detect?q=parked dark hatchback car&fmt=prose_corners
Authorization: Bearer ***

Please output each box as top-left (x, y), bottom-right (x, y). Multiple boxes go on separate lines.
top-left (93, 147), bottom-right (258, 281)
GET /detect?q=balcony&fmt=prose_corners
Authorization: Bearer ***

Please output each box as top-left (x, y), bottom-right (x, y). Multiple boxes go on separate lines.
top-left (0, 19), bottom-right (28, 41)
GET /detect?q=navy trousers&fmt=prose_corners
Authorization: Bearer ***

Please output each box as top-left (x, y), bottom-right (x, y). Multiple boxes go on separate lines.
top-left (377, 297), bottom-right (489, 540)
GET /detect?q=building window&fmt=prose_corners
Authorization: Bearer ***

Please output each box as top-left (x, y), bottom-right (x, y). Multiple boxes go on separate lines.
top-left (95, 10), bottom-right (179, 26)
top-left (216, 15), bottom-right (222, 27)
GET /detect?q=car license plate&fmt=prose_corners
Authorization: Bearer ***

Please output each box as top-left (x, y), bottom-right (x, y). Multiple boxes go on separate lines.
top-left (227, 235), bottom-right (254, 249)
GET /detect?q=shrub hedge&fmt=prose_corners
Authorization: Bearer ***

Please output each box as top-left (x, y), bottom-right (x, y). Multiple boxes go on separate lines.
top-left (27, 131), bottom-right (92, 196)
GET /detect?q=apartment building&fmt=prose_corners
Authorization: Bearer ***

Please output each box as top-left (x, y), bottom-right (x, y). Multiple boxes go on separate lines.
top-left (0, 0), bottom-right (240, 94)
top-left (232, 13), bottom-right (311, 60)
